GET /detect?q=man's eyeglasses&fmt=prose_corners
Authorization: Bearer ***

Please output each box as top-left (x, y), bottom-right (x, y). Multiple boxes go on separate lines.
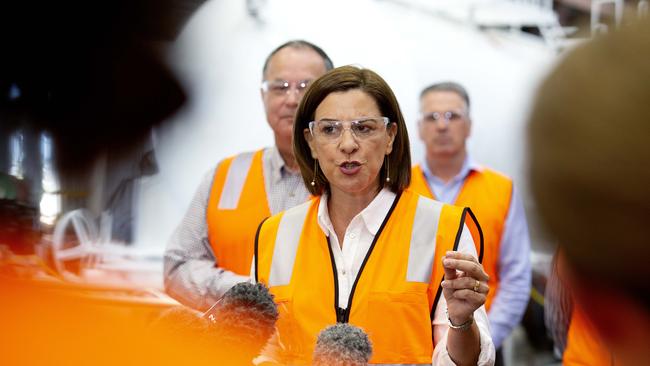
top-left (420, 111), bottom-right (465, 126)
top-left (261, 79), bottom-right (312, 97)
top-left (308, 117), bottom-right (390, 142)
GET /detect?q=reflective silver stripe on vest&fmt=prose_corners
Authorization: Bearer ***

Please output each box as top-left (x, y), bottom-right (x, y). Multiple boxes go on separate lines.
top-left (268, 201), bottom-right (311, 287)
top-left (406, 196), bottom-right (444, 283)
top-left (218, 151), bottom-right (255, 209)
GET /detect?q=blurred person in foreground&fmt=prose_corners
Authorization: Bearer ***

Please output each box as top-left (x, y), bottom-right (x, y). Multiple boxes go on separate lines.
top-left (410, 82), bottom-right (532, 360)
top-left (544, 249), bottom-right (613, 365)
top-left (0, 0), bottom-right (193, 176)
top-left (528, 19), bottom-right (650, 366)
top-left (0, 0), bottom-right (193, 250)
top-left (312, 323), bottom-right (372, 366)
top-left (164, 40), bottom-right (333, 311)
top-left (254, 66), bottom-right (495, 365)
top-left (0, 1), bottom-right (209, 365)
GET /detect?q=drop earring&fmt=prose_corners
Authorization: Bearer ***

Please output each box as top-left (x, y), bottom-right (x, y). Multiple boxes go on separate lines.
top-left (385, 155), bottom-right (390, 183)
top-left (311, 160), bottom-right (318, 187)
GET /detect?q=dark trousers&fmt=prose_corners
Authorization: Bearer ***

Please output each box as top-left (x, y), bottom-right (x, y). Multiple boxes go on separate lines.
top-left (495, 347), bottom-right (504, 366)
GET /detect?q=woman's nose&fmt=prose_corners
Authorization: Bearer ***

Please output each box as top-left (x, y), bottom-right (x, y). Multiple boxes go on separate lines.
top-left (338, 128), bottom-right (359, 153)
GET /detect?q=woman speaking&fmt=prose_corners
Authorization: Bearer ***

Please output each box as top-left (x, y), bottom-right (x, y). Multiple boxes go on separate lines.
top-left (254, 66), bottom-right (494, 365)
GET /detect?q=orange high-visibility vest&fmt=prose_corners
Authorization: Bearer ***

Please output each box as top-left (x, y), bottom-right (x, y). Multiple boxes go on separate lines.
top-left (255, 189), bottom-right (483, 365)
top-left (410, 164), bottom-right (511, 310)
top-left (563, 303), bottom-right (614, 366)
top-left (206, 150), bottom-right (271, 275)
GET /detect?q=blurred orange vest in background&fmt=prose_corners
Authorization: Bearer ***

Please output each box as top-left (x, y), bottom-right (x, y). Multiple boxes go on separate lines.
top-left (563, 303), bottom-right (613, 366)
top-left (410, 164), bottom-right (511, 310)
top-left (207, 150), bottom-right (270, 275)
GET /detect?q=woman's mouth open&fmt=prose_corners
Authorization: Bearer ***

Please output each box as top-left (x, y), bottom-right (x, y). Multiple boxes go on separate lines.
top-left (339, 161), bottom-right (362, 175)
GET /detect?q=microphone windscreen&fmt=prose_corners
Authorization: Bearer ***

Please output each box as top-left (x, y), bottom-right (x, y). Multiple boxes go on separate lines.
top-left (312, 323), bottom-right (372, 366)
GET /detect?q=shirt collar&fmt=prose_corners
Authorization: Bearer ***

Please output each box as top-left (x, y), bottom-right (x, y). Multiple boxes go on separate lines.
top-left (269, 146), bottom-right (300, 184)
top-left (316, 188), bottom-right (397, 237)
top-left (421, 155), bottom-right (483, 185)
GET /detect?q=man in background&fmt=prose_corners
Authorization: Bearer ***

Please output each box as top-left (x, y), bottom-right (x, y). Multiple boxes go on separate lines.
top-left (410, 82), bottom-right (532, 362)
top-left (164, 40), bottom-right (333, 310)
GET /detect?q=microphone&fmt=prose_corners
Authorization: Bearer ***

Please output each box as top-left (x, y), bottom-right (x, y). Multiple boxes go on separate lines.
top-left (312, 323), bottom-right (372, 366)
top-left (203, 282), bottom-right (279, 363)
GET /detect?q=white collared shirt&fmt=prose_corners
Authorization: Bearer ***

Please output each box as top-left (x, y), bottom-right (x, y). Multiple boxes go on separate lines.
top-left (316, 188), bottom-right (395, 309)
top-left (263, 146), bottom-right (311, 214)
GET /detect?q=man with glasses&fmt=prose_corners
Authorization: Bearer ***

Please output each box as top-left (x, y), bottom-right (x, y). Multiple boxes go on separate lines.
top-left (409, 82), bottom-right (531, 364)
top-left (164, 40), bottom-right (333, 310)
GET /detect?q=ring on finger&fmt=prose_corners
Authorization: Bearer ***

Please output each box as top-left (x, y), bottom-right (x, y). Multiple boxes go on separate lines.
top-left (473, 280), bottom-right (480, 292)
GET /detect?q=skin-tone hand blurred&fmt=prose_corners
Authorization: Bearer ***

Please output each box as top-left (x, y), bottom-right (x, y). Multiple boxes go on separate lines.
top-left (441, 250), bottom-right (489, 365)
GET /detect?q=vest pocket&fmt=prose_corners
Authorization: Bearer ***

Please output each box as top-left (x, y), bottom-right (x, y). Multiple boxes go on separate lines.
top-left (363, 291), bottom-right (433, 364)
top-left (270, 286), bottom-right (303, 363)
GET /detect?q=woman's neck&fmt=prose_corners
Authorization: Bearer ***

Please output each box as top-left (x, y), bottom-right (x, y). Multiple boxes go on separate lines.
top-left (327, 186), bottom-right (380, 247)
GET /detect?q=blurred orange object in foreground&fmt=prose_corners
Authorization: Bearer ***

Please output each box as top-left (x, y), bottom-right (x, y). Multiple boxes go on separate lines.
top-left (0, 277), bottom-right (259, 365)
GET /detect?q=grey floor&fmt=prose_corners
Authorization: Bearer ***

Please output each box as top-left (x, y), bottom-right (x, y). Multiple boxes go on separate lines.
top-left (506, 326), bottom-right (561, 366)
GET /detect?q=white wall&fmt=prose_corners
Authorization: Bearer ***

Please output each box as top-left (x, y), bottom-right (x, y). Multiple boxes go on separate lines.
top-left (135, 0), bottom-right (558, 249)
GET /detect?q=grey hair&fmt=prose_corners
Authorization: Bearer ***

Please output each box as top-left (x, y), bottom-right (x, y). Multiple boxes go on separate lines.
top-left (262, 39), bottom-right (334, 78)
top-left (419, 81), bottom-right (471, 111)
top-left (312, 323), bottom-right (372, 366)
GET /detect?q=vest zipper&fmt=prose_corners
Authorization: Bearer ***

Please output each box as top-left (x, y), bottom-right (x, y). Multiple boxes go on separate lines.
top-left (336, 307), bottom-right (347, 323)
top-left (326, 236), bottom-right (342, 322)
top-left (327, 192), bottom-right (403, 324)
